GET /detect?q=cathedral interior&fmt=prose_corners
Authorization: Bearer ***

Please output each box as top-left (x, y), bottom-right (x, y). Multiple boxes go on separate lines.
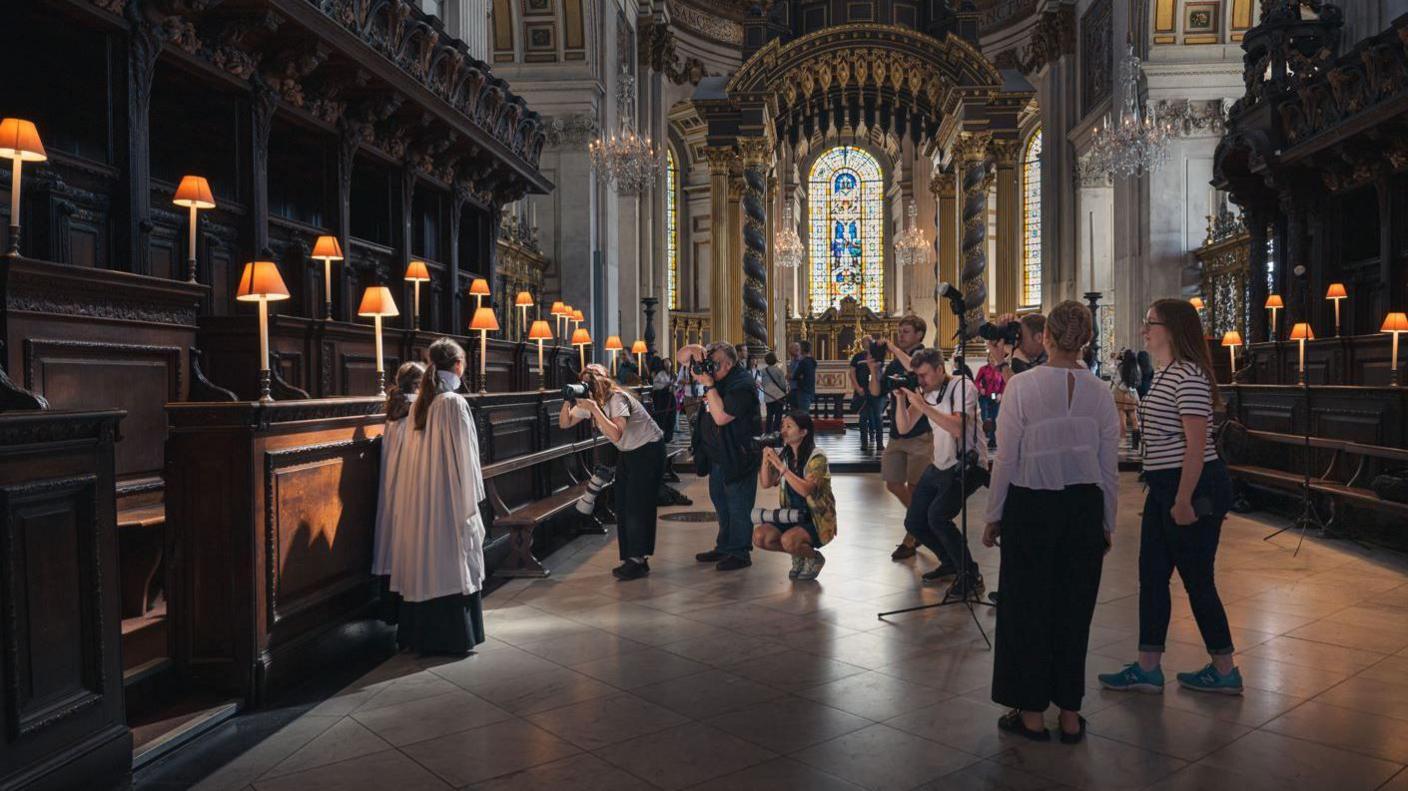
top-left (5, 1), bottom-right (1408, 789)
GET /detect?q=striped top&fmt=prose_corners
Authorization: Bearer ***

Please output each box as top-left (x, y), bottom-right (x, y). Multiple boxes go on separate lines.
top-left (1139, 360), bottom-right (1219, 471)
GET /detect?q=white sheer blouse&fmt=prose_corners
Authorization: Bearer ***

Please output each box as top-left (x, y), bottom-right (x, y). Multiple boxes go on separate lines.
top-left (984, 365), bottom-right (1122, 534)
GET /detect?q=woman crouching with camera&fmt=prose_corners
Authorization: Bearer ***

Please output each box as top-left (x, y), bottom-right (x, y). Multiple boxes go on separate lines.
top-left (754, 411), bottom-right (837, 581)
top-left (983, 301), bottom-right (1121, 744)
top-left (559, 364), bottom-right (666, 580)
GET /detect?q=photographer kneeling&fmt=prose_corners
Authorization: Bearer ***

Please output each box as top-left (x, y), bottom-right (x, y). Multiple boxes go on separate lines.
top-left (893, 349), bottom-right (988, 600)
top-left (753, 411), bottom-right (837, 581)
top-left (559, 364), bottom-right (666, 580)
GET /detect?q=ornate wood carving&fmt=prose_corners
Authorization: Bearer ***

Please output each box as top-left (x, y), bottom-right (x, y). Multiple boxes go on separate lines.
top-left (1080, 0), bottom-right (1113, 118)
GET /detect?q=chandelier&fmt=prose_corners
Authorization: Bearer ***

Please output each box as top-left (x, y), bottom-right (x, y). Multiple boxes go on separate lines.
top-left (776, 204), bottom-right (805, 270)
top-left (589, 67), bottom-right (662, 195)
top-left (894, 200), bottom-right (928, 269)
top-left (1084, 44), bottom-right (1172, 179)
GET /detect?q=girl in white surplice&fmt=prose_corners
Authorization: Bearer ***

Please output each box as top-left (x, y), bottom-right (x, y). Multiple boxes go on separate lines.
top-left (373, 361), bottom-right (424, 585)
top-left (393, 338), bottom-right (487, 654)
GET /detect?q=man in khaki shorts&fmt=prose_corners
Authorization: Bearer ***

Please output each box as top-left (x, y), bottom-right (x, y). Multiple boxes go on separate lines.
top-left (866, 315), bottom-right (936, 562)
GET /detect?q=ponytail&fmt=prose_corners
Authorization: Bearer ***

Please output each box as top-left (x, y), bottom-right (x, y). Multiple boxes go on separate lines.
top-left (412, 338), bottom-right (466, 431)
top-left (386, 361), bottom-right (425, 421)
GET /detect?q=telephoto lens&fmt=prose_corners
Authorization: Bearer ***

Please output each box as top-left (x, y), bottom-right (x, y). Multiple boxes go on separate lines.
top-left (562, 382), bottom-right (589, 402)
top-left (576, 465), bottom-right (614, 515)
top-left (750, 432), bottom-right (784, 451)
top-left (868, 339), bottom-right (887, 361)
top-left (689, 358), bottom-right (718, 377)
top-left (750, 507), bottom-right (804, 526)
top-left (887, 371), bottom-right (920, 390)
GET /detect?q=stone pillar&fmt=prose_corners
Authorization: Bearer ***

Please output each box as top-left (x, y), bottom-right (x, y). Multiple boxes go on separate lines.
top-left (990, 138), bottom-right (1022, 317)
top-left (931, 168), bottom-right (960, 351)
top-left (739, 139), bottom-right (771, 362)
top-left (955, 133), bottom-right (993, 340)
top-left (703, 146), bottom-right (735, 349)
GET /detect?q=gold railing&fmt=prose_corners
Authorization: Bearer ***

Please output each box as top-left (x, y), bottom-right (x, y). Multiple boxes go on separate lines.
top-left (670, 311), bottom-right (711, 352)
top-left (495, 235), bottom-right (548, 342)
top-left (1195, 230), bottom-right (1251, 341)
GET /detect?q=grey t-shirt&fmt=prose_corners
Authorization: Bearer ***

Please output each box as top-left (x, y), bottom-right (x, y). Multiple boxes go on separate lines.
top-left (604, 392), bottom-right (664, 451)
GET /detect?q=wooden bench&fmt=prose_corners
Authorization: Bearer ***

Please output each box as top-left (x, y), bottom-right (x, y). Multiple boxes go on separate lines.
top-left (1229, 430), bottom-right (1408, 524)
top-left (484, 437), bottom-right (609, 578)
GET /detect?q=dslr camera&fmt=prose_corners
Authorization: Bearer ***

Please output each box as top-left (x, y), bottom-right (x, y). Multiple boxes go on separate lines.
top-left (750, 432), bottom-right (785, 451)
top-left (689, 357), bottom-right (718, 377)
top-left (886, 371), bottom-right (920, 391)
top-left (562, 382), bottom-right (589, 403)
top-left (978, 320), bottom-right (1023, 347)
top-left (867, 338), bottom-right (888, 362)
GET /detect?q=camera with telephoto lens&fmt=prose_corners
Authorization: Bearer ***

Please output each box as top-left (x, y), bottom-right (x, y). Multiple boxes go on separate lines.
top-left (689, 357), bottom-right (718, 377)
top-left (750, 432), bottom-right (784, 451)
top-left (886, 371), bottom-right (919, 391)
top-left (978, 320), bottom-right (1023, 347)
top-left (576, 466), bottom-right (614, 515)
top-left (751, 507), bottom-right (805, 526)
top-left (562, 382), bottom-right (589, 403)
top-left (867, 339), bottom-right (888, 362)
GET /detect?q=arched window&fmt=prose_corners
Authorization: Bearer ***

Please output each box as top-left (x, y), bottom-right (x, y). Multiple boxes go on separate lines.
top-left (1021, 129), bottom-right (1043, 309)
top-left (666, 149), bottom-right (679, 310)
top-left (808, 146), bottom-right (885, 312)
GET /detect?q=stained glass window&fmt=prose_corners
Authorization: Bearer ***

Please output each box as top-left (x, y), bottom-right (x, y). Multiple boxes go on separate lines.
top-left (666, 149), bottom-right (679, 310)
top-left (808, 146), bottom-right (885, 313)
top-left (1022, 130), bottom-right (1043, 308)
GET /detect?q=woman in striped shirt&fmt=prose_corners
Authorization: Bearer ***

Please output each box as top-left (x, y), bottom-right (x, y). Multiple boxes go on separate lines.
top-left (1099, 299), bottom-right (1242, 696)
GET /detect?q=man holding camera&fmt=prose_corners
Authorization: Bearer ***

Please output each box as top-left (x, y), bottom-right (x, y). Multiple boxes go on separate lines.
top-left (684, 342), bottom-right (763, 571)
top-left (893, 348), bottom-right (987, 600)
top-left (1005, 313), bottom-right (1047, 377)
top-left (867, 316), bottom-right (931, 561)
top-left (848, 334), bottom-right (886, 453)
top-left (789, 341), bottom-right (817, 414)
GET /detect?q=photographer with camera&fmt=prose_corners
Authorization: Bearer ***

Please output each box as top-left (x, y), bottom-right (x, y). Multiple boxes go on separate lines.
top-left (867, 316), bottom-right (931, 561)
top-left (848, 335), bottom-right (886, 452)
top-left (893, 348), bottom-right (988, 599)
top-left (1001, 314), bottom-right (1047, 377)
top-left (753, 412), bottom-right (837, 581)
top-left (679, 342), bottom-right (763, 571)
top-left (559, 364), bottom-right (666, 580)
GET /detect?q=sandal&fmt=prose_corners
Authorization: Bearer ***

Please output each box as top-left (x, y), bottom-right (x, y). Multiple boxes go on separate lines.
top-left (1059, 715), bottom-right (1087, 745)
top-left (998, 709), bottom-right (1050, 742)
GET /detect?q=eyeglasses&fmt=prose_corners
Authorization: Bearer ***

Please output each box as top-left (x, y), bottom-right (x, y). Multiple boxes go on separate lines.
top-left (1142, 320), bottom-right (1167, 329)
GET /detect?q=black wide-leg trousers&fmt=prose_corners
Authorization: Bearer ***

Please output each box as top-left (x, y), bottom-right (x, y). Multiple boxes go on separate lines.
top-left (992, 484), bottom-right (1106, 713)
top-left (615, 439), bottom-right (665, 560)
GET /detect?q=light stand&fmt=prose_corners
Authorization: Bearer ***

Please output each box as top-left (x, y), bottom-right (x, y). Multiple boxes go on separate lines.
top-left (1263, 332), bottom-right (1325, 555)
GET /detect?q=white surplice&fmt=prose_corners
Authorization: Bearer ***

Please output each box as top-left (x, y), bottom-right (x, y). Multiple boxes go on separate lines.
top-left (389, 372), bottom-right (487, 602)
top-left (372, 394), bottom-right (416, 577)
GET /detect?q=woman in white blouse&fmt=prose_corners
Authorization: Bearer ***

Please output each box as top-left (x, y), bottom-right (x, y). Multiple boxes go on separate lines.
top-left (982, 300), bottom-right (1120, 744)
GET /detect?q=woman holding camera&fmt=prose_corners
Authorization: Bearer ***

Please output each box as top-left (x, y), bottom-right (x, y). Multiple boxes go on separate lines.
top-left (559, 364), bottom-right (666, 580)
top-left (754, 411), bottom-right (836, 581)
top-left (983, 301), bottom-right (1120, 743)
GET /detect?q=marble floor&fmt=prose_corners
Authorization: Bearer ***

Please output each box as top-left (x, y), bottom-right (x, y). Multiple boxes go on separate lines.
top-left (182, 472), bottom-right (1408, 791)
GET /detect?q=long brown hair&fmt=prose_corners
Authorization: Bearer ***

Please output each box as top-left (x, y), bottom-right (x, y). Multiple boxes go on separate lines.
top-left (1150, 298), bottom-right (1221, 409)
top-left (580, 363), bottom-right (638, 408)
top-left (386, 361), bottom-right (425, 421)
top-left (412, 338), bottom-right (466, 431)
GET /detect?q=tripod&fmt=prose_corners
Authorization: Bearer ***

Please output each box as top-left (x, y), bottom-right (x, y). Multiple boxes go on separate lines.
top-left (878, 327), bottom-right (992, 649)
top-left (1263, 365), bottom-right (1325, 556)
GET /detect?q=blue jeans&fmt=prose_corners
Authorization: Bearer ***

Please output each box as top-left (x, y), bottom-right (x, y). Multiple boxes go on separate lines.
top-left (903, 465), bottom-right (979, 576)
top-left (709, 463), bottom-right (757, 558)
top-left (979, 397), bottom-right (1000, 447)
top-left (794, 391), bottom-right (814, 414)
top-left (858, 395), bottom-right (885, 442)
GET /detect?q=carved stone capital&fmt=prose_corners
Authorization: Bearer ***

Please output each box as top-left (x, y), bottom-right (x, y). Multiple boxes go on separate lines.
top-left (702, 145), bottom-right (738, 173)
top-left (737, 138), bottom-right (773, 167)
top-left (952, 131), bottom-right (993, 164)
top-left (988, 137), bottom-right (1023, 166)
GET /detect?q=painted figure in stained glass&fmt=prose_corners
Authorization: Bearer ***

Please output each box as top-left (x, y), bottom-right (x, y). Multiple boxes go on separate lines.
top-left (808, 147), bottom-right (885, 312)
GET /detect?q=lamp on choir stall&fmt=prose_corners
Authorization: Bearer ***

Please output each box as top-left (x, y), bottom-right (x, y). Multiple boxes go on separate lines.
top-left (1189, 296), bottom-right (1204, 311)
top-left (1, 118), bottom-right (47, 258)
top-left (357, 286), bottom-right (399, 397)
top-left (1265, 294), bottom-right (1284, 341)
top-left (172, 175), bottom-right (215, 284)
top-left (1290, 322), bottom-right (1314, 386)
top-left (236, 259), bottom-right (291, 404)
top-left (1221, 331), bottom-right (1242, 378)
top-left (572, 308), bottom-right (585, 335)
top-left (1383, 312), bottom-right (1408, 387)
top-left (528, 319), bottom-right (553, 388)
top-left (550, 301), bottom-right (566, 338)
top-left (515, 291), bottom-right (534, 336)
top-left (470, 306), bottom-right (499, 394)
top-left (310, 235), bottom-right (344, 320)
top-left (1325, 283), bottom-right (1348, 337)
top-left (404, 260), bottom-right (430, 331)
top-left (571, 327), bottom-right (592, 370)
top-left (562, 304), bottom-right (575, 336)
top-left (604, 335), bottom-right (624, 375)
top-left (631, 339), bottom-right (647, 373)
top-left (469, 278), bottom-right (490, 311)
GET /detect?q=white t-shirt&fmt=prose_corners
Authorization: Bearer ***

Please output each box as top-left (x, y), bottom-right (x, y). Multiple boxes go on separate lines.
top-left (924, 377), bottom-right (986, 470)
top-left (603, 392), bottom-right (664, 451)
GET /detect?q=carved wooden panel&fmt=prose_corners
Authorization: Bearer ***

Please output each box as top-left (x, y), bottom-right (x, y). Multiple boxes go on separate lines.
top-left (1081, 0), bottom-right (1113, 118)
top-left (340, 352), bottom-right (401, 397)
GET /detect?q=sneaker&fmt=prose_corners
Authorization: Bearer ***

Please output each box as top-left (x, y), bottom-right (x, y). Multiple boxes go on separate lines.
top-left (890, 543), bottom-right (917, 561)
top-left (944, 573), bottom-right (983, 601)
top-left (988, 591), bottom-right (1001, 604)
top-left (696, 550), bottom-right (725, 563)
top-left (788, 555), bottom-right (805, 580)
top-left (715, 554), bottom-right (752, 571)
top-left (1098, 662), bottom-right (1166, 693)
top-left (921, 564), bottom-right (959, 583)
top-left (612, 558), bottom-right (650, 581)
top-left (1177, 663), bottom-right (1244, 695)
top-left (796, 552), bottom-right (826, 581)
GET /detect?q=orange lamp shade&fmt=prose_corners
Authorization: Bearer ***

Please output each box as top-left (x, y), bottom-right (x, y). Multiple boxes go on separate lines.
top-left (404, 260), bottom-right (430, 282)
top-left (571, 328), bottom-right (592, 346)
top-left (357, 286), bottom-right (400, 317)
top-left (572, 308), bottom-right (585, 322)
top-left (0, 118), bottom-right (47, 162)
top-left (1189, 297), bottom-right (1204, 311)
top-left (469, 278), bottom-right (491, 296)
top-left (631, 340), bottom-right (648, 354)
top-left (1289, 322), bottom-right (1315, 341)
top-left (550, 301), bottom-right (566, 316)
top-left (1265, 294), bottom-right (1284, 310)
top-left (235, 261), bottom-right (290, 302)
top-left (469, 306), bottom-right (500, 332)
top-left (310, 235), bottom-right (344, 261)
top-left (172, 175), bottom-right (216, 209)
top-left (1383, 312), bottom-right (1408, 333)
top-left (515, 291), bottom-right (534, 307)
top-left (1221, 331), bottom-right (1243, 347)
top-left (528, 320), bottom-right (554, 340)
top-left (604, 335), bottom-right (624, 351)
top-left (1326, 283), bottom-right (1348, 300)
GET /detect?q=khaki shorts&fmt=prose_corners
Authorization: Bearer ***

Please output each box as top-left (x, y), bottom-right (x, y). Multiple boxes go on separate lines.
top-left (881, 433), bottom-right (933, 485)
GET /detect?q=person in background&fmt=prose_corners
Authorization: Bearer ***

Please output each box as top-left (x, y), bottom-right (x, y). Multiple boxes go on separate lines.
top-left (789, 340), bottom-right (817, 414)
top-left (759, 351), bottom-right (790, 434)
top-left (393, 339), bottom-right (486, 655)
top-left (373, 361), bottom-right (424, 614)
top-left (1112, 349), bottom-right (1142, 450)
top-left (976, 343), bottom-right (1006, 450)
top-left (848, 335), bottom-right (885, 452)
top-left (983, 301), bottom-right (1120, 744)
top-left (1005, 313), bottom-right (1048, 377)
top-left (649, 356), bottom-right (678, 443)
top-left (560, 364), bottom-right (666, 580)
top-left (1136, 350), bottom-right (1155, 400)
top-left (1099, 299), bottom-right (1243, 696)
top-left (869, 316), bottom-right (931, 562)
top-left (755, 411), bottom-right (837, 581)
top-left (684, 342), bottom-right (763, 571)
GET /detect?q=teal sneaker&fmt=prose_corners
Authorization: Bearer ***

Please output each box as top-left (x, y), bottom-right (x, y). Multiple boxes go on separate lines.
top-left (1098, 662), bottom-right (1166, 693)
top-left (1177, 663), bottom-right (1244, 695)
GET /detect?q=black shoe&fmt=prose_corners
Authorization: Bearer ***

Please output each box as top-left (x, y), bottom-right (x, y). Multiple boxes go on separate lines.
top-left (1059, 715), bottom-right (1087, 745)
top-left (921, 564), bottom-right (959, 583)
top-left (944, 573), bottom-right (984, 601)
top-left (890, 543), bottom-right (917, 561)
top-left (715, 554), bottom-right (752, 571)
top-left (613, 559), bottom-right (650, 580)
top-left (696, 550), bottom-right (725, 563)
top-left (998, 710), bottom-right (1051, 742)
